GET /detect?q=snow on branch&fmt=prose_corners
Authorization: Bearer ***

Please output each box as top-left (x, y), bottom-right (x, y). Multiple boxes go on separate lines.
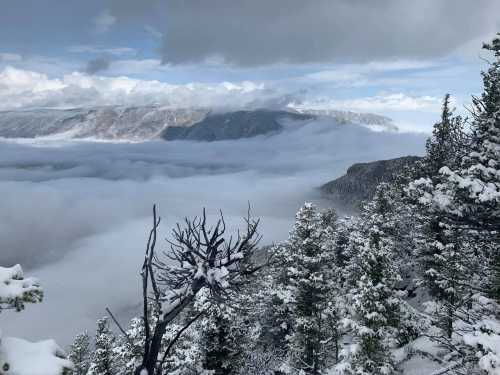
top-left (154, 207), bottom-right (262, 307)
top-left (0, 264), bottom-right (43, 312)
top-left (134, 205), bottom-right (264, 375)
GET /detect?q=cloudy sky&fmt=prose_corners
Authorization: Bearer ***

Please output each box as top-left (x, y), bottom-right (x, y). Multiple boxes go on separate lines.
top-left (1, 1), bottom-right (499, 129)
top-left (2, 1), bottom-right (498, 345)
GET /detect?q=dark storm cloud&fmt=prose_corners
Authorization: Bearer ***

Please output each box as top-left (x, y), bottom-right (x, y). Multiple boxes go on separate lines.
top-left (142, 0), bottom-right (499, 66)
top-left (2, 0), bottom-right (498, 67)
top-left (85, 56), bottom-right (111, 74)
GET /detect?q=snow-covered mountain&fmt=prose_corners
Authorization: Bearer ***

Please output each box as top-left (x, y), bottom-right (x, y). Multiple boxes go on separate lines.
top-left (0, 105), bottom-right (398, 141)
top-left (0, 107), bottom-right (208, 141)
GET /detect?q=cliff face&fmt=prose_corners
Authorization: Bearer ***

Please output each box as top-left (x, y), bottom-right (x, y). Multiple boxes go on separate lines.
top-left (161, 110), bottom-right (312, 141)
top-left (0, 107), bottom-right (208, 141)
top-left (320, 156), bottom-right (422, 210)
top-left (0, 106), bottom-right (398, 142)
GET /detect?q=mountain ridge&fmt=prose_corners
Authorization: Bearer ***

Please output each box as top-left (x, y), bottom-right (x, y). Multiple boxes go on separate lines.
top-left (321, 156), bottom-right (422, 210)
top-left (0, 106), bottom-right (398, 141)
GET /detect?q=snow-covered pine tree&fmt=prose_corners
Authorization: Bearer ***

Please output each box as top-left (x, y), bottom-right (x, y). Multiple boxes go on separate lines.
top-left (435, 34), bottom-right (500, 373)
top-left (88, 317), bottom-right (116, 375)
top-left (195, 240), bottom-right (264, 375)
top-left (331, 217), bottom-right (351, 272)
top-left (0, 264), bottom-right (43, 312)
top-left (411, 94), bottom-right (470, 301)
top-left (112, 317), bottom-right (146, 374)
top-left (469, 35), bottom-right (500, 302)
top-left (319, 207), bottom-right (346, 365)
top-left (159, 321), bottom-right (201, 375)
top-left (412, 32), bottom-right (499, 305)
top-left (283, 203), bottom-right (340, 374)
top-left (111, 302), bottom-right (200, 375)
top-left (198, 302), bottom-right (244, 375)
top-left (424, 93), bottom-right (467, 176)
top-left (339, 184), bottom-right (405, 375)
top-left (407, 34), bottom-right (500, 373)
top-left (259, 242), bottom-right (295, 364)
top-left (0, 264), bottom-right (71, 375)
top-left (430, 35), bottom-right (499, 289)
top-left (68, 331), bottom-right (91, 375)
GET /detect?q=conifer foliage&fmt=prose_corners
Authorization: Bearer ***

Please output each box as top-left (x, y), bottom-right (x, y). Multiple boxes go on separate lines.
top-left (87, 318), bottom-right (116, 375)
top-left (0, 265), bottom-right (71, 375)
top-left (68, 332), bottom-right (91, 375)
top-left (338, 185), bottom-right (405, 375)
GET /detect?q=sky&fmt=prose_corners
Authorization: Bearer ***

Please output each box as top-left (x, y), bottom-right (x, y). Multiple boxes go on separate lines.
top-left (1, 0), bottom-right (499, 131)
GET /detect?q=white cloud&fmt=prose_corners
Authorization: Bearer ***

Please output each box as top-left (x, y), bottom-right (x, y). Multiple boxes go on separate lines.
top-left (304, 70), bottom-right (363, 84)
top-left (0, 66), bottom-right (271, 110)
top-left (293, 93), bottom-right (442, 113)
top-left (300, 59), bottom-right (442, 86)
top-left (93, 10), bottom-right (116, 33)
top-left (0, 53), bottom-right (22, 62)
top-left (0, 66), bottom-right (65, 95)
top-left (67, 45), bottom-right (136, 56)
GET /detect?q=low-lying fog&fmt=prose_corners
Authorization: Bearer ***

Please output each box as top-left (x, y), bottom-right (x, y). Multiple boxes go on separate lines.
top-left (0, 119), bottom-right (426, 346)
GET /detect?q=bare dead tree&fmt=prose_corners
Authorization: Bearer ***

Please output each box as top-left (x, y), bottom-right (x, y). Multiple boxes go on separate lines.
top-left (135, 205), bottom-right (264, 375)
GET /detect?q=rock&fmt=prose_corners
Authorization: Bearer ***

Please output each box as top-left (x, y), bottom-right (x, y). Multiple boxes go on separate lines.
top-left (161, 109), bottom-right (312, 141)
top-left (321, 156), bottom-right (422, 210)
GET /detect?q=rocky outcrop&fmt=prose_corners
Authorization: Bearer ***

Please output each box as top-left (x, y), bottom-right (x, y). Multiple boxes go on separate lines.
top-left (161, 110), bottom-right (312, 141)
top-left (0, 107), bottom-right (208, 141)
top-left (321, 156), bottom-right (422, 210)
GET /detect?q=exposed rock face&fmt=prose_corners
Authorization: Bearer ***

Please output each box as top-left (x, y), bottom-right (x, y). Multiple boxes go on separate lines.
top-left (0, 107), bottom-right (208, 141)
top-left (161, 109), bottom-right (312, 141)
top-left (320, 156), bottom-right (422, 210)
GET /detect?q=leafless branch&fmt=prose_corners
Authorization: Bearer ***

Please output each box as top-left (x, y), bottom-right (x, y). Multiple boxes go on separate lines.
top-left (135, 205), bottom-right (264, 375)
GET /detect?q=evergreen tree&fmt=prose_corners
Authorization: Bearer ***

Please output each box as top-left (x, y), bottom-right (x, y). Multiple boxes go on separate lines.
top-left (259, 242), bottom-right (296, 364)
top-left (112, 317), bottom-right (146, 374)
top-left (198, 302), bottom-right (244, 375)
top-left (339, 185), bottom-right (406, 375)
top-left (68, 332), bottom-right (91, 375)
top-left (467, 35), bottom-right (500, 301)
top-left (88, 318), bottom-right (116, 375)
top-left (407, 34), bottom-right (500, 373)
top-left (424, 93), bottom-right (467, 176)
top-left (158, 320), bottom-right (202, 375)
top-left (410, 34), bottom-right (500, 304)
top-left (0, 264), bottom-right (71, 374)
top-left (282, 203), bottom-right (340, 374)
top-left (413, 93), bottom-right (469, 301)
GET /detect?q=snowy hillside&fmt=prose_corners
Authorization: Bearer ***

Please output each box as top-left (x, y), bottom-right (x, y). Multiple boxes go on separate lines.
top-left (0, 106), bottom-right (208, 141)
top-left (0, 106), bottom-right (399, 141)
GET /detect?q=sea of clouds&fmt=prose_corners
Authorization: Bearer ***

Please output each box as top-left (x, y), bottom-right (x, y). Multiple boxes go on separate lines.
top-left (0, 119), bottom-right (426, 346)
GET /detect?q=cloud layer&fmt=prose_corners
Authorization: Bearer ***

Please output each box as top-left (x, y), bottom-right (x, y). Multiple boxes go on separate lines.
top-left (0, 120), bottom-right (426, 345)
